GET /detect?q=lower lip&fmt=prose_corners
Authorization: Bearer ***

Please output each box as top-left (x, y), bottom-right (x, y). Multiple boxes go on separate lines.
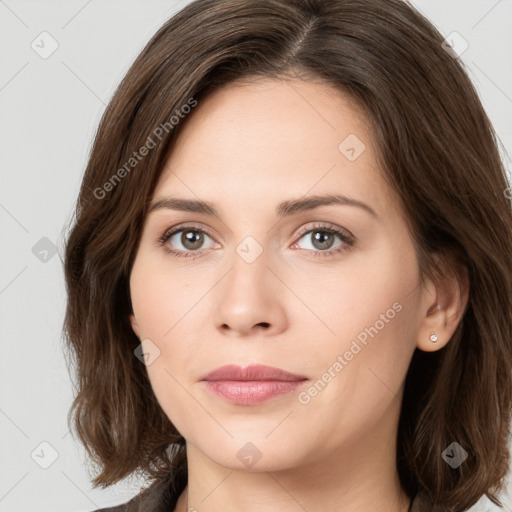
top-left (204, 380), bottom-right (308, 405)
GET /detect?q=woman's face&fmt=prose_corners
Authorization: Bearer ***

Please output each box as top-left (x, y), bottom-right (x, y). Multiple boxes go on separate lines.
top-left (129, 77), bottom-right (435, 472)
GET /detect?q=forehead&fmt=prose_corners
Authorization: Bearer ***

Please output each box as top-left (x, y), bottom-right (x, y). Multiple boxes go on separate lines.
top-left (154, 77), bottom-right (399, 222)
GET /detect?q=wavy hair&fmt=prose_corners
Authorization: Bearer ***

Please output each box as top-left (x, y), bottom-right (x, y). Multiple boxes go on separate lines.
top-left (61, 0), bottom-right (512, 509)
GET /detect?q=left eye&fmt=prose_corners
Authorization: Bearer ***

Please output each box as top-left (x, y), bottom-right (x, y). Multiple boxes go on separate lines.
top-left (292, 226), bottom-right (354, 255)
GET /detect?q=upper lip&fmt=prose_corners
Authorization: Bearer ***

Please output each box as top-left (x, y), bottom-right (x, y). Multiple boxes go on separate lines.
top-left (201, 364), bottom-right (307, 382)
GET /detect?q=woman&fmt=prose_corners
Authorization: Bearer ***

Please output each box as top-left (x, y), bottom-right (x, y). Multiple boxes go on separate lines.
top-left (62, 0), bottom-right (512, 511)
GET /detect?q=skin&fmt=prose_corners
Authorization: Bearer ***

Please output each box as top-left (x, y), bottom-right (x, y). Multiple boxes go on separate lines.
top-left (129, 77), bottom-right (469, 512)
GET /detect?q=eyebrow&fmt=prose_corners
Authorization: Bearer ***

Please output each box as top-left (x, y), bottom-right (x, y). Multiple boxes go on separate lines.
top-left (147, 193), bottom-right (378, 219)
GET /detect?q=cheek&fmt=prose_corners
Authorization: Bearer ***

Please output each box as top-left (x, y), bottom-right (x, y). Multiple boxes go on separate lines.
top-left (129, 252), bottom-right (203, 394)
top-left (130, 263), bottom-right (200, 435)
top-left (313, 241), bottom-right (419, 345)
top-left (311, 239), bottom-right (421, 398)
top-left (144, 357), bottom-right (199, 440)
top-left (130, 253), bottom-right (196, 341)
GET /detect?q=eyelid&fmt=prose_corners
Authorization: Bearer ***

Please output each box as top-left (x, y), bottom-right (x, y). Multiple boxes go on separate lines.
top-left (293, 222), bottom-right (355, 244)
top-left (160, 221), bottom-right (354, 241)
top-left (159, 222), bottom-right (217, 243)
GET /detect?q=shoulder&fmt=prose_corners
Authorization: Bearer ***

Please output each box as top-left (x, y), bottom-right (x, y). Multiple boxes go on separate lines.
top-left (88, 486), bottom-right (151, 512)
top-left (91, 505), bottom-right (131, 512)
top-left (410, 488), bottom-right (452, 512)
top-left (89, 497), bottom-right (138, 511)
top-left (89, 473), bottom-right (180, 512)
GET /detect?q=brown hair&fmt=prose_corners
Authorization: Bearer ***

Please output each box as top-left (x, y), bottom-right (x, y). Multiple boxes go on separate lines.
top-left (61, 0), bottom-right (512, 509)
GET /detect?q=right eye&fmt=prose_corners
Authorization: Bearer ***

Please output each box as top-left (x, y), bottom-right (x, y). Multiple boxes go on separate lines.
top-left (158, 224), bottom-right (219, 259)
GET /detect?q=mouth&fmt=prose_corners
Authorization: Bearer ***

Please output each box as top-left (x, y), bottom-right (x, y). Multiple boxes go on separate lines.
top-left (201, 363), bottom-right (307, 382)
top-left (201, 364), bottom-right (309, 405)
top-left (203, 380), bottom-right (308, 405)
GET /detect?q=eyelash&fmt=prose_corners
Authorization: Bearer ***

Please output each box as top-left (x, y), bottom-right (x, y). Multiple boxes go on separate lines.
top-left (156, 222), bottom-right (356, 260)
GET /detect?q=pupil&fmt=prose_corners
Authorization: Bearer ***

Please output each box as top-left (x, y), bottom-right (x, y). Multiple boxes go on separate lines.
top-left (183, 230), bottom-right (203, 249)
top-left (314, 231), bottom-right (333, 250)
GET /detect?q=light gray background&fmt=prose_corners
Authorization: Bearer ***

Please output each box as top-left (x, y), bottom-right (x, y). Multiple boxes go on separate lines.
top-left (1, 1), bottom-right (511, 511)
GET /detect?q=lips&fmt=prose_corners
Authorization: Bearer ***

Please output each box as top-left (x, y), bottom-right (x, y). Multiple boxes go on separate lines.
top-left (201, 364), bottom-right (307, 382)
top-left (201, 364), bottom-right (308, 405)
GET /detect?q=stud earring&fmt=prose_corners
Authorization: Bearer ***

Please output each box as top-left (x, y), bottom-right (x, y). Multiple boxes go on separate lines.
top-left (429, 332), bottom-right (438, 343)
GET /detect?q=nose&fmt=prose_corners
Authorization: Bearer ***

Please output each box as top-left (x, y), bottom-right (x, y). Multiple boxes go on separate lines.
top-left (212, 248), bottom-right (288, 338)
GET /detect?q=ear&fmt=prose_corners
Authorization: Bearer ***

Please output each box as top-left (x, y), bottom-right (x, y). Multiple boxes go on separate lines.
top-left (416, 252), bottom-right (470, 352)
top-left (129, 313), bottom-right (141, 339)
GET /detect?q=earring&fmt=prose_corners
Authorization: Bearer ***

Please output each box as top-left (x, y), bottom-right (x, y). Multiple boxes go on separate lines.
top-left (429, 332), bottom-right (438, 343)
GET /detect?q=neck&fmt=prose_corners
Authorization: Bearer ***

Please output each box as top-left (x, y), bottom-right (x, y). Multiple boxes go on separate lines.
top-left (174, 401), bottom-right (410, 512)
top-left (177, 474), bottom-right (410, 512)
